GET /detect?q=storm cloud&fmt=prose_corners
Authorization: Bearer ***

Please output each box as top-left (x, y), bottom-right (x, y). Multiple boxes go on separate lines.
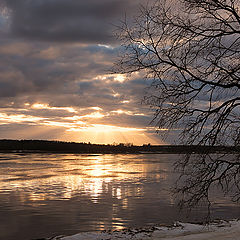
top-left (1, 0), bottom-right (144, 44)
top-left (0, 0), bottom-right (165, 145)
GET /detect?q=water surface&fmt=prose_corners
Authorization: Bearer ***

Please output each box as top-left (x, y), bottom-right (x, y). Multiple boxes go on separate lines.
top-left (0, 153), bottom-right (239, 240)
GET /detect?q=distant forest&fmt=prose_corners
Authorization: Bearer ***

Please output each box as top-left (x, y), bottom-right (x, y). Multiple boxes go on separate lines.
top-left (0, 139), bottom-right (238, 154)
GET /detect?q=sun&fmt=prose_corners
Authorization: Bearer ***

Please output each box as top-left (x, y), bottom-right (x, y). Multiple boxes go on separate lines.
top-left (64, 124), bottom-right (163, 145)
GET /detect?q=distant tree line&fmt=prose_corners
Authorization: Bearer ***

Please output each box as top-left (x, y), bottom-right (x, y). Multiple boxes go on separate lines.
top-left (0, 139), bottom-right (238, 154)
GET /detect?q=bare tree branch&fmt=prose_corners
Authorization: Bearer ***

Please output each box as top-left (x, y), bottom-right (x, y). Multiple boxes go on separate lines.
top-left (114, 0), bottom-right (240, 211)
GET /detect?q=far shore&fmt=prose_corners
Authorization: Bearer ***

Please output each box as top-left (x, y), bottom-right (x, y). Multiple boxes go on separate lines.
top-left (0, 139), bottom-right (239, 155)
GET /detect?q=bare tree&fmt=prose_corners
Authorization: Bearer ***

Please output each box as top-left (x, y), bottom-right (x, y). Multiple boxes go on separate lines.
top-left (114, 0), bottom-right (240, 210)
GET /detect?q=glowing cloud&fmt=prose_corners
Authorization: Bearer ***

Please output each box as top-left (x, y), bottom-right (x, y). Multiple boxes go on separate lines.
top-left (31, 103), bottom-right (77, 113)
top-left (0, 113), bottom-right (44, 124)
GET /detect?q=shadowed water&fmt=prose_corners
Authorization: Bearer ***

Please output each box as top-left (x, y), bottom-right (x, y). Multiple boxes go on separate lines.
top-left (0, 153), bottom-right (239, 240)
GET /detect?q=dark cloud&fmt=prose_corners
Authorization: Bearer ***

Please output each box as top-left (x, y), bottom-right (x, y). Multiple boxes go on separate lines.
top-left (0, 41), bottom-right (117, 97)
top-left (0, 38), bottom-right (150, 110)
top-left (1, 0), bottom-right (144, 44)
top-left (0, 0), bottom-right (166, 144)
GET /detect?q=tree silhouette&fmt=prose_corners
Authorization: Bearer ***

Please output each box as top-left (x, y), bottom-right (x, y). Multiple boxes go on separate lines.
top-left (114, 0), bottom-right (240, 210)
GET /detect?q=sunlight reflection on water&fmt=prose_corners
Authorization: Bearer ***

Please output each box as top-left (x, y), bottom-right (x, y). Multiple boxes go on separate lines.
top-left (0, 154), bottom-right (169, 203)
top-left (0, 153), bottom-right (239, 240)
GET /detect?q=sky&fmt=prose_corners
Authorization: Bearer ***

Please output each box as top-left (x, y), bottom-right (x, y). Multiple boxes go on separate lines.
top-left (0, 0), bottom-right (166, 145)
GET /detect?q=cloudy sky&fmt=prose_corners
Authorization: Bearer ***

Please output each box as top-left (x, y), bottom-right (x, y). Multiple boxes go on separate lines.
top-left (0, 0), bottom-right (166, 145)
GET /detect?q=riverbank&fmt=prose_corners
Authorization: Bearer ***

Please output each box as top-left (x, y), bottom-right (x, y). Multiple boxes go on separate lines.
top-left (0, 139), bottom-right (238, 154)
top-left (48, 220), bottom-right (240, 240)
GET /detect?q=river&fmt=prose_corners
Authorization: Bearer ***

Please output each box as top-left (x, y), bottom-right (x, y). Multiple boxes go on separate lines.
top-left (0, 153), bottom-right (239, 240)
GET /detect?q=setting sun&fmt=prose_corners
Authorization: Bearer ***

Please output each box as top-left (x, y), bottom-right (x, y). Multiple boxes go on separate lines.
top-left (65, 124), bottom-right (163, 145)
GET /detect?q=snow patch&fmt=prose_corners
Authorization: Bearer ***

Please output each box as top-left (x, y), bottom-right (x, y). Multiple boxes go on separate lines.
top-left (48, 220), bottom-right (240, 240)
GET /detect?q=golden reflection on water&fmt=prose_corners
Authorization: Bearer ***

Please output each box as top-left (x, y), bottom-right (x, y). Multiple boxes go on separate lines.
top-left (1, 153), bottom-right (239, 239)
top-left (0, 153), bottom-right (171, 231)
top-left (0, 154), bottom-right (169, 203)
